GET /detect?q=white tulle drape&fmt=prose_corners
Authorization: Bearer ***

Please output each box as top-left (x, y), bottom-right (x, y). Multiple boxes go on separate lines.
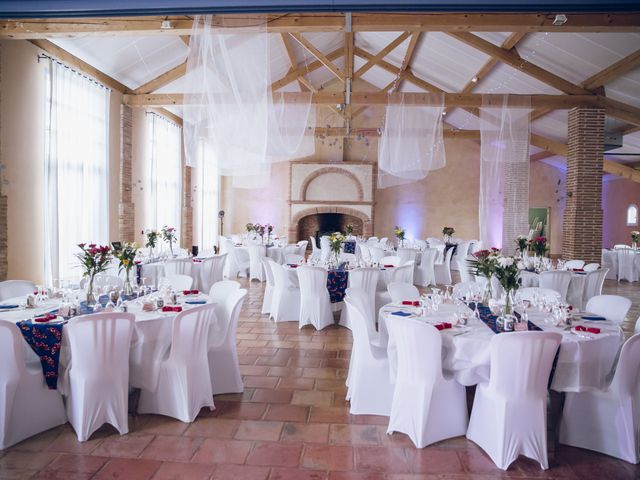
top-left (479, 95), bottom-right (531, 253)
top-left (183, 15), bottom-right (315, 188)
top-left (377, 93), bottom-right (446, 188)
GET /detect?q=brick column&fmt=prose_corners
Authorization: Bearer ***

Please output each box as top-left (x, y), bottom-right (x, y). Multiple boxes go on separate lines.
top-left (562, 107), bottom-right (605, 264)
top-left (0, 196), bottom-right (7, 281)
top-left (118, 105), bottom-right (135, 242)
top-left (181, 165), bottom-right (193, 248)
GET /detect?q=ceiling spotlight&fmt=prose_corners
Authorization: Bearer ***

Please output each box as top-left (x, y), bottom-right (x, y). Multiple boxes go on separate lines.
top-left (442, 111), bottom-right (447, 116)
top-left (161, 19), bottom-right (173, 29)
top-left (552, 14), bottom-right (568, 26)
top-left (471, 76), bottom-right (479, 83)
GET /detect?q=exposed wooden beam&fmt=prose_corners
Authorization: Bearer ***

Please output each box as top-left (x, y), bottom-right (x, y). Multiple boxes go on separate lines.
top-left (530, 133), bottom-right (568, 157)
top-left (530, 150), bottom-right (557, 162)
top-left (289, 33), bottom-right (345, 82)
top-left (599, 97), bottom-right (640, 127)
top-left (603, 159), bottom-right (640, 183)
top-left (133, 61), bottom-right (187, 94)
top-left (582, 49), bottom-right (640, 90)
top-left (353, 31), bottom-right (412, 80)
top-left (148, 107), bottom-right (183, 127)
top-left (315, 126), bottom-right (480, 139)
top-left (280, 32), bottom-right (309, 92)
top-left (29, 39), bottom-right (128, 92)
top-left (392, 32), bottom-right (421, 92)
top-left (4, 14), bottom-right (640, 38)
top-left (352, 79), bottom-right (397, 121)
top-left (271, 47), bottom-right (343, 91)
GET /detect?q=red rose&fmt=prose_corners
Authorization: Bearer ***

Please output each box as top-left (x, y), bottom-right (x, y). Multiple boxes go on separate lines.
top-left (78, 243), bottom-right (85, 248)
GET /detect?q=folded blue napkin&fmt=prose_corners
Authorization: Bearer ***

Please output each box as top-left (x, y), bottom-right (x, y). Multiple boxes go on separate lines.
top-left (391, 311), bottom-right (412, 317)
top-left (185, 299), bottom-right (207, 305)
top-left (0, 304), bottom-right (19, 309)
top-left (581, 315), bottom-right (606, 321)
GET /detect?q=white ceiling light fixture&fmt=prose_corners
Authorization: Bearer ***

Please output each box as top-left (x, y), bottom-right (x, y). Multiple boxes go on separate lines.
top-left (552, 14), bottom-right (568, 26)
top-left (161, 19), bottom-right (173, 29)
top-left (471, 76), bottom-right (479, 83)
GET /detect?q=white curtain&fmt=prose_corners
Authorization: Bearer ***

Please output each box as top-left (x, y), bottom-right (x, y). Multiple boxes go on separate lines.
top-left (479, 95), bottom-right (531, 253)
top-left (377, 92), bottom-right (446, 188)
top-left (183, 15), bottom-right (315, 188)
top-left (44, 60), bottom-right (109, 285)
top-left (146, 113), bottom-right (182, 240)
top-left (194, 140), bottom-right (219, 250)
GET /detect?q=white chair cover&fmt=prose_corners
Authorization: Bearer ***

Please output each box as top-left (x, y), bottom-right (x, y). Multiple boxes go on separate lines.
top-left (198, 254), bottom-right (226, 293)
top-left (339, 267), bottom-right (379, 330)
top-left (63, 313), bottom-right (135, 441)
top-left (426, 237), bottom-right (443, 246)
top-left (585, 295), bottom-right (631, 324)
top-left (539, 270), bottom-right (572, 302)
top-left (583, 263), bottom-right (600, 272)
top-left (380, 255), bottom-right (401, 267)
top-left (602, 249), bottom-right (618, 280)
top-left (223, 239), bottom-right (240, 278)
top-left (458, 255), bottom-right (475, 283)
top-left (295, 240), bottom-right (308, 257)
top-left (580, 269), bottom-right (608, 310)
top-left (617, 248), bottom-right (638, 282)
top-left (434, 247), bottom-right (454, 285)
top-left (370, 246), bottom-right (387, 263)
top-left (297, 266), bottom-right (333, 331)
top-left (451, 240), bottom-right (472, 272)
top-left (0, 280), bottom-right (36, 301)
top-left (414, 248), bottom-right (437, 287)
top-left (309, 236), bottom-right (321, 261)
top-left (165, 258), bottom-right (193, 276)
top-left (208, 289), bottom-right (247, 395)
top-left (560, 333), bottom-right (640, 464)
top-left (138, 304), bottom-right (215, 422)
top-left (563, 260), bottom-right (585, 270)
top-left (0, 322), bottom-right (67, 449)
top-left (208, 280), bottom-right (240, 320)
top-left (320, 236), bottom-right (331, 262)
top-left (386, 318), bottom-right (468, 448)
top-left (466, 331), bottom-right (562, 470)
top-left (163, 274), bottom-right (193, 291)
top-left (366, 237), bottom-right (379, 246)
top-left (357, 244), bottom-right (371, 263)
top-left (344, 288), bottom-right (393, 416)
top-left (396, 248), bottom-right (417, 266)
top-left (387, 282), bottom-right (420, 303)
top-left (260, 257), bottom-right (275, 315)
top-left (247, 244), bottom-right (266, 282)
top-left (284, 253), bottom-right (304, 265)
top-left (268, 260), bottom-right (300, 322)
top-left (379, 237), bottom-right (389, 246)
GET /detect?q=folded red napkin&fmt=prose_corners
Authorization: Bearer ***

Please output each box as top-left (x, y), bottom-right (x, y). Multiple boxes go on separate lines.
top-left (383, 264), bottom-right (394, 268)
top-left (576, 325), bottom-right (600, 334)
top-left (573, 268), bottom-right (584, 272)
top-left (182, 290), bottom-right (199, 295)
top-left (401, 300), bottom-right (420, 306)
top-left (193, 259), bottom-right (202, 263)
top-left (34, 313), bottom-right (57, 323)
top-left (162, 306), bottom-right (183, 313)
top-left (289, 264), bottom-right (298, 268)
top-left (434, 322), bottom-right (452, 331)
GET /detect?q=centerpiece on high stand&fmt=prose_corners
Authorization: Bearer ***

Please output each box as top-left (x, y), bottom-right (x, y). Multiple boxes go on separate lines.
top-left (345, 224), bottom-right (354, 238)
top-left (143, 229), bottom-right (159, 259)
top-left (467, 248), bottom-right (500, 303)
top-left (442, 226), bottom-right (455, 244)
top-left (265, 224), bottom-right (274, 246)
top-left (394, 225), bottom-right (406, 248)
top-left (75, 243), bottom-right (112, 305)
top-left (161, 225), bottom-right (177, 257)
top-left (632, 230), bottom-right (639, 250)
top-left (329, 232), bottom-right (345, 269)
top-left (515, 235), bottom-right (528, 258)
top-left (114, 242), bottom-right (139, 296)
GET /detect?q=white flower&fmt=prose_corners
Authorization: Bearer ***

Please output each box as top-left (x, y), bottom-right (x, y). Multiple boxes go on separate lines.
top-left (517, 261), bottom-right (526, 270)
top-left (497, 256), bottom-right (514, 268)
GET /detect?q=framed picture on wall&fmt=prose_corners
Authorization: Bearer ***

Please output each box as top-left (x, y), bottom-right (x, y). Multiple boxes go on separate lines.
top-left (528, 207), bottom-right (550, 240)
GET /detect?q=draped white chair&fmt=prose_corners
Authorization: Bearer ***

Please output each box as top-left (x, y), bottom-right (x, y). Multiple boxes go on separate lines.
top-left (0, 322), bottom-right (67, 449)
top-left (357, 244), bottom-right (371, 263)
top-left (285, 253), bottom-right (304, 265)
top-left (223, 239), bottom-right (240, 278)
top-left (297, 265), bottom-right (333, 331)
top-left (452, 281), bottom-right (482, 300)
top-left (366, 237), bottom-right (379, 246)
top-left (63, 313), bottom-right (135, 441)
top-left (602, 249), bottom-right (618, 280)
top-left (560, 333), bottom-right (640, 464)
top-left (539, 270), bottom-right (572, 302)
top-left (466, 331), bottom-right (562, 470)
top-left (268, 260), bottom-right (300, 322)
top-left (386, 318), bottom-right (468, 448)
top-left (468, 240), bottom-right (482, 254)
top-left (375, 263), bottom-right (415, 313)
top-left (517, 287), bottom-right (561, 303)
top-left (380, 255), bottom-right (401, 267)
top-left (426, 237), bottom-right (443, 247)
top-left (434, 247), bottom-right (454, 285)
top-left (260, 258), bottom-right (275, 315)
top-left (458, 255), bottom-right (475, 283)
top-left (379, 237), bottom-right (389, 247)
top-left (163, 274), bottom-right (193, 291)
top-left (585, 295), bottom-right (631, 324)
top-left (387, 282), bottom-right (420, 303)
top-left (344, 288), bottom-right (393, 416)
top-left (209, 280), bottom-right (240, 319)
top-left (295, 240), bottom-right (308, 257)
top-left (138, 304), bottom-right (215, 422)
top-left (164, 258), bottom-right (192, 276)
top-left (583, 263), bottom-right (600, 272)
top-left (617, 248), bottom-right (638, 282)
top-left (339, 267), bottom-right (379, 330)
top-left (198, 254), bottom-right (226, 293)
top-left (370, 247), bottom-right (387, 264)
top-left (0, 280), bottom-right (36, 301)
top-left (414, 239), bottom-right (427, 250)
top-left (580, 268), bottom-right (608, 310)
top-left (320, 235), bottom-right (331, 262)
top-left (451, 240), bottom-right (472, 272)
top-left (247, 244), bottom-right (266, 282)
top-left (309, 236), bottom-right (321, 261)
top-left (563, 259), bottom-right (585, 270)
top-left (208, 289), bottom-right (247, 395)
top-left (414, 248), bottom-right (437, 287)
top-left (396, 248), bottom-right (417, 266)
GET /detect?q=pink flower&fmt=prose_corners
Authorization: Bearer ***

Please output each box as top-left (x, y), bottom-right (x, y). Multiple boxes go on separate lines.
top-left (78, 243), bottom-right (85, 249)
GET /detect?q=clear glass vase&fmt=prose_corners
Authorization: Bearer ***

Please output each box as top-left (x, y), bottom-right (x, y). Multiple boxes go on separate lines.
top-left (123, 269), bottom-right (134, 296)
top-left (482, 279), bottom-right (492, 305)
top-left (86, 275), bottom-right (96, 305)
top-left (504, 289), bottom-right (515, 315)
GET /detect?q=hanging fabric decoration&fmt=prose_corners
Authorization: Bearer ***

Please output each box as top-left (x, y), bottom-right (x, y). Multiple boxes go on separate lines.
top-left (377, 92), bottom-right (446, 188)
top-left (183, 15), bottom-right (315, 188)
top-left (479, 95), bottom-right (531, 253)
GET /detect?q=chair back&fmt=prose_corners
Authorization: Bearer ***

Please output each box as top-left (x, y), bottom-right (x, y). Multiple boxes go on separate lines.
top-left (379, 237), bottom-right (389, 246)
top-left (380, 255), bottom-right (401, 267)
top-left (414, 240), bottom-right (427, 250)
top-left (387, 318), bottom-right (443, 385)
top-left (269, 260), bottom-right (294, 290)
top-left (210, 289), bottom-right (247, 349)
top-left (427, 237), bottom-right (443, 247)
top-left (0, 280), bottom-right (37, 301)
top-left (458, 255), bottom-right (475, 282)
top-left (585, 294), bottom-right (632, 324)
top-left (165, 258), bottom-right (192, 276)
top-left (357, 244), bottom-right (371, 262)
top-left (489, 332), bottom-right (561, 398)
top-left (539, 270), bottom-right (572, 301)
top-left (247, 244), bottom-right (266, 279)
top-left (397, 249), bottom-right (417, 266)
top-left (583, 263), bottom-right (600, 272)
top-left (387, 282), bottom-right (420, 303)
top-left (348, 268), bottom-right (379, 298)
top-left (218, 236), bottom-right (229, 254)
top-left (285, 254), bottom-right (304, 265)
top-left (420, 249), bottom-right (438, 270)
top-left (283, 244), bottom-right (298, 256)
top-left (169, 304), bottom-right (214, 363)
top-left (66, 313), bottom-right (135, 379)
top-left (295, 241), bottom-right (308, 256)
top-left (163, 274), bottom-right (193, 291)
top-left (366, 237), bottom-right (379, 246)
top-left (563, 260), bottom-right (585, 270)
top-left (309, 236), bottom-right (320, 254)
top-left (581, 269), bottom-right (608, 306)
top-left (452, 281), bottom-right (482, 300)
top-left (390, 262), bottom-right (415, 284)
top-left (610, 333), bottom-right (640, 396)
top-left (297, 266), bottom-right (327, 301)
top-left (370, 247), bottom-right (387, 263)
top-left (208, 280), bottom-right (241, 303)
top-left (0, 322), bottom-right (25, 380)
top-left (260, 258), bottom-right (275, 287)
top-left (199, 254), bottom-right (226, 293)
top-left (468, 240), bottom-right (482, 254)
top-left (517, 287), bottom-right (561, 303)
top-left (454, 241), bottom-right (472, 259)
top-left (344, 288), bottom-right (377, 348)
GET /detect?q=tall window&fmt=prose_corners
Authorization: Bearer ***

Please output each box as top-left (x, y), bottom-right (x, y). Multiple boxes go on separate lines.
top-left (146, 113), bottom-right (182, 239)
top-left (627, 204), bottom-right (638, 226)
top-left (194, 141), bottom-right (220, 250)
top-left (44, 59), bottom-right (109, 284)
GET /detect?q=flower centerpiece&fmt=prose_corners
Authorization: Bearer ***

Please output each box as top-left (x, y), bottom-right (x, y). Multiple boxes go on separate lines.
top-left (345, 224), bottom-right (354, 236)
top-left (467, 248), bottom-right (500, 303)
top-left (530, 236), bottom-right (548, 257)
top-left (443, 226), bottom-right (455, 244)
top-left (515, 235), bottom-right (528, 257)
top-left (143, 229), bottom-right (159, 258)
top-left (161, 226), bottom-right (177, 256)
top-left (394, 226), bottom-right (406, 248)
top-left (328, 232), bottom-right (345, 268)
top-left (114, 242), bottom-right (139, 295)
top-left (255, 224), bottom-right (266, 243)
top-left (246, 223), bottom-right (255, 234)
top-left (265, 224), bottom-right (273, 245)
top-left (631, 231), bottom-right (639, 249)
top-left (494, 255), bottom-right (521, 315)
top-left (75, 243), bottom-right (112, 305)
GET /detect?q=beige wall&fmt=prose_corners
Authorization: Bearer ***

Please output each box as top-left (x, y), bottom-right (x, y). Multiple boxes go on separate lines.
top-left (529, 161), bottom-right (566, 256)
top-left (603, 176), bottom-right (640, 248)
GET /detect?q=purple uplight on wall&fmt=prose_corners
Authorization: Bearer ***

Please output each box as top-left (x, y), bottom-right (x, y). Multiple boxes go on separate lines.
top-left (396, 202), bottom-right (422, 240)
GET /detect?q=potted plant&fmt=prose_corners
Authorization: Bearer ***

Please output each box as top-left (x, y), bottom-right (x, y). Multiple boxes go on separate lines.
top-left (75, 243), bottom-right (112, 305)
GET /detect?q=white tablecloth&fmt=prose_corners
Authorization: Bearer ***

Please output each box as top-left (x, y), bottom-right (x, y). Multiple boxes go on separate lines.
top-left (602, 249), bottom-right (640, 281)
top-left (379, 303), bottom-right (623, 393)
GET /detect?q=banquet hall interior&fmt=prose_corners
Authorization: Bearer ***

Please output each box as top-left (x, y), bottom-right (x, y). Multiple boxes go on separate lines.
top-left (1, 1), bottom-right (640, 479)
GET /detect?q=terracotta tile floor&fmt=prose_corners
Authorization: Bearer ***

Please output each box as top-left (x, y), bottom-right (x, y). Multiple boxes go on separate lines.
top-left (1, 277), bottom-right (639, 480)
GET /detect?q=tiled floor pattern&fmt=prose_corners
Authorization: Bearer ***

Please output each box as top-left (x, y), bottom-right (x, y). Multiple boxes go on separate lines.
top-left (1, 278), bottom-right (639, 479)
